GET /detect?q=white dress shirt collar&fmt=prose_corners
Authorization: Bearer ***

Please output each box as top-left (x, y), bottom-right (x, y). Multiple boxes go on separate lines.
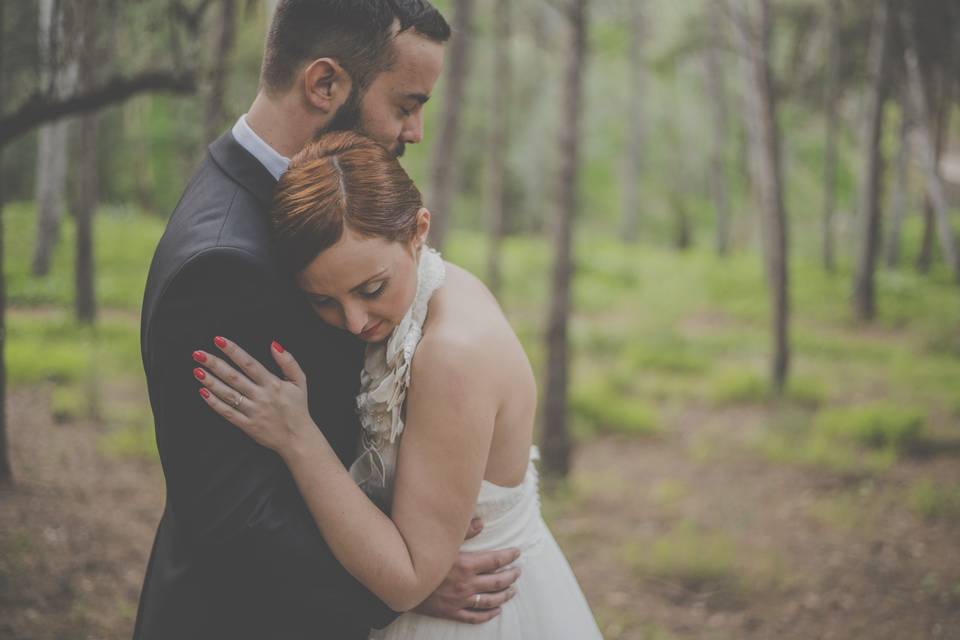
top-left (231, 114), bottom-right (290, 182)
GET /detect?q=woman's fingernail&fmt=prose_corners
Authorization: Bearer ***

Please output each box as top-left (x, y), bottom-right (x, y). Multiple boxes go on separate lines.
top-left (192, 351), bottom-right (207, 364)
top-left (193, 368), bottom-right (206, 381)
top-left (199, 388), bottom-right (210, 399)
top-left (272, 340), bottom-right (285, 354)
top-left (214, 336), bottom-right (227, 349)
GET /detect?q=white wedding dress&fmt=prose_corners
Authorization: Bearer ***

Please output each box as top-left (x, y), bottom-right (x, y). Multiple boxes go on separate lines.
top-left (349, 249), bottom-right (603, 640)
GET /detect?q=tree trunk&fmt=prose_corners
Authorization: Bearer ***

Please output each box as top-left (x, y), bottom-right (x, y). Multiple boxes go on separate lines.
top-left (902, 9), bottom-right (960, 281)
top-left (620, 0), bottom-right (644, 244)
top-left (852, 0), bottom-right (896, 321)
top-left (0, 0), bottom-right (13, 485)
top-left (484, 0), bottom-right (511, 297)
top-left (427, 0), bottom-right (475, 251)
top-left (884, 90), bottom-right (910, 268)
top-left (74, 3), bottom-right (99, 325)
top-left (736, 0), bottom-right (790, 392)
top-left (821, 0), bottom-right (840, 272)
top-left (541, 0), bottom-right (588, 481)
top-left (704, 0), bottom-right (731, 256)
top-left (915, 36), bottom-right (954, 273)
top-left (204, 0), bottom-right (237, 144)
top-left (32, 0), bottom-right (75, 277)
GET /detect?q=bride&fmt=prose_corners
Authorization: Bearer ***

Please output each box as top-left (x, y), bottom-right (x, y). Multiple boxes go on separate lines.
top-left (191, 131), bottom-right (602, 639)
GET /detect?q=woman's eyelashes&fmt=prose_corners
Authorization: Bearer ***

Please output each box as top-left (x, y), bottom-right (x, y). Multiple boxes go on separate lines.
top-left (361, 280), bottom-right (388, 299)
top-left (309, 280), bottom-right (387, 307)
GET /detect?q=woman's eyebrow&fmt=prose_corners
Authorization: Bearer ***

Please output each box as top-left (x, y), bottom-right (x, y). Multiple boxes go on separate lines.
top-left (349, 268), bottom-right (389, 292)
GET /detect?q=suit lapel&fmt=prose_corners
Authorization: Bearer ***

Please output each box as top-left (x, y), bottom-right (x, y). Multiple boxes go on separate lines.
top-left (208, 131), bottom-right (278, 209)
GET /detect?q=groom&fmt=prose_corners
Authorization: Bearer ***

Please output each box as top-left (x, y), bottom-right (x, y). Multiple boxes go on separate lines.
top-left (135, 2), bottom-right (521, 638)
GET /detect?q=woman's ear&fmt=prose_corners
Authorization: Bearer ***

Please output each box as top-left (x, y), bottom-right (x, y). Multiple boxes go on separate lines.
top-left (302, 57), bottom-right (352, 114)
top-left (414, 208), bottom-right (431, 249)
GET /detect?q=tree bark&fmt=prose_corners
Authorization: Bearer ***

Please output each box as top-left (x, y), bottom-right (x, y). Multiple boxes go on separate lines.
top-left (821, 0), bottom-right (840, 272)
top-left (74, 3), bottom-right (99, 325)
top-left (620, 0), bottom-right (644, 244)
top-left (736, 0), bottom-right (790, 392)
top-left (426, 0), bottom-right (475, 250)
top-left (901, 9), bottom-right (960, 282)
top-left (484, 0), bottom-right (511, 297)
top-left (541, 0), bottom-right (588, 481)
top-left (853, 0), bottom-right (896, 321)
top-left (704, 0), bottom-right (731, 256)
top-left (32, 0), bottom-right (76, 277)
top-left (0, 0), bottom-right (13, 485)
top-left (884, 90), bottom-right (910, 268)
top-left (203, 0), bottom-right (237, 144)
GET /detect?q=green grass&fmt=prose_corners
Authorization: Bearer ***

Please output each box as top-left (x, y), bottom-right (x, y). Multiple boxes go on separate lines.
top-left (570, 376), bottom-right (661, 438)
top-left (812, 404), bottom-right (925, 452)
top-left (908, 480), bottom-right (960, 522)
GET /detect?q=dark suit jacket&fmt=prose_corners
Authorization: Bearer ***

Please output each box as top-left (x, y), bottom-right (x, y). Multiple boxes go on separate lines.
top-left (133, 132), bottom-right (398, 639)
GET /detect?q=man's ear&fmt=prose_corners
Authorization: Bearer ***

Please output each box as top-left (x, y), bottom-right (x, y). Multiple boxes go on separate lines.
top-left (301, 58), bottom-right (352, 113)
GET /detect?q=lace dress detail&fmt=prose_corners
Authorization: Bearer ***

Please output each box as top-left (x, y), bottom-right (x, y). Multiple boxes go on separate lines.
top-left (349, 247), bottom-right (445, 511)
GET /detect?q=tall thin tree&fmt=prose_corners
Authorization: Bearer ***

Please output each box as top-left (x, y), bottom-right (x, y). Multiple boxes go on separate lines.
top-left (0, 0), bottom-right (12, 485)
top-left (485, 0), bottom-right (512, 297)
top-left (884, 90), bottom-right (910, 268)
top-left (901, 6), bottom-right (960, 282)
top-left (852, 0), bottom-right (897, 321)
top-left (32, 0), bottom-right (76, 277)
top-left (620, 0), bottom-right (644, 244)
top-left (541, 0), bottom-right (588, 480)
top-left (735, 0), bottom-right (790, 391)
top-left (74, 1), bottom-right (99, 324)
top-left (427, 0), bottom-right (475, 250)
top-left (821, 0), bottom-right (841, 272)
top-left (705, 0), bottom-right (731, 256)
top-left (203, 0), bottom-right (237, 144)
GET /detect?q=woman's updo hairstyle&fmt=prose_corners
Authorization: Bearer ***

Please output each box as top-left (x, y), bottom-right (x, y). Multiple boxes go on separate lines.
top-left (271, 131), bottom-right (424, 274)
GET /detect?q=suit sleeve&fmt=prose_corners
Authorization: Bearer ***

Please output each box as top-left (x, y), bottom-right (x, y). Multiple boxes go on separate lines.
top-left (146, 249), bottom-right (399, 630)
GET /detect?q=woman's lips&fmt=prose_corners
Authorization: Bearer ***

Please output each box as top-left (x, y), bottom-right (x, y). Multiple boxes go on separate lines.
top-left (359, 321), bottom-right (383, 340)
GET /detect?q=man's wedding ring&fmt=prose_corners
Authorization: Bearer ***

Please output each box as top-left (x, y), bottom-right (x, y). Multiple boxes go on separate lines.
top-left (232, 394), bottom-right (245, 410)
top-left (473, 594), bottom-right (481, 609)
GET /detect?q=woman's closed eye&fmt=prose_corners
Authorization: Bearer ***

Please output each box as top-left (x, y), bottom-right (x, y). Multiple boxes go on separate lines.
top-left (360, 280), bottom-right (388, 299)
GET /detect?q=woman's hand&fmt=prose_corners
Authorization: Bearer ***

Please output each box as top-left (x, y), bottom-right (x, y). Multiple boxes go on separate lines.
top-left (192, 336), bottom-right (316, 455)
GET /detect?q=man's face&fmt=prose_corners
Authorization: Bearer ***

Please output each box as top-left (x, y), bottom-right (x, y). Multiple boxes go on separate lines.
top-left (324, 30), bottom-right (444, 158)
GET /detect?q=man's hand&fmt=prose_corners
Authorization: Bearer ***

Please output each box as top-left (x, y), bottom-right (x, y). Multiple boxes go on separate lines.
top-left (414, 518), bottom-right (522, 624)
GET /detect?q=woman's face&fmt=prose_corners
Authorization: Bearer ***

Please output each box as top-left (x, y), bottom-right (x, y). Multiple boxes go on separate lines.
top-left (296, 212), bottom-right (429, 343)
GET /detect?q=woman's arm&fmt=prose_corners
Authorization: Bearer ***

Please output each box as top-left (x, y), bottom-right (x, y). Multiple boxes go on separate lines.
top-left (194, 334), bottom-right (497, 612)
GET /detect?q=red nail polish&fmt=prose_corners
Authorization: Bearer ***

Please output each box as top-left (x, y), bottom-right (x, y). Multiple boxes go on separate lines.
top-left (199, 388), bottom-right (210, 399)
top-left (214, 336), bottom-right (227, 349)
top-left (272, 340), bottom-right (285, 354)
top-left (192, 351), bottom-right (207, 364)
top-left (193, 368), bottom-right (206, 381)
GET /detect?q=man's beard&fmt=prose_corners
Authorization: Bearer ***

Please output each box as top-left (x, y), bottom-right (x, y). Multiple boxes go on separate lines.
top-left (316, 87), bottom-right (404, 158)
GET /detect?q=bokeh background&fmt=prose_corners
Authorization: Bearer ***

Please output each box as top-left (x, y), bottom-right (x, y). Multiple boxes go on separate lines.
top-left (1, 1), bottom-right (959, 638)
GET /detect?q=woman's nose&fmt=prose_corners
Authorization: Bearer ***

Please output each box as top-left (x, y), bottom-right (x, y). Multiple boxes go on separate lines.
top-left (342, 304), bottom-right (368, 335)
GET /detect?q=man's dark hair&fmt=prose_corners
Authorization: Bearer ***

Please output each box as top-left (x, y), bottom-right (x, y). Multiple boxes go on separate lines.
top-left (261, 0), bottom-right (451, 96)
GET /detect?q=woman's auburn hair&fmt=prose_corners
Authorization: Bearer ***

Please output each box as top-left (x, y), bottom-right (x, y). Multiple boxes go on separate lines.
top-left (271, 131), bottom-right (423, 274)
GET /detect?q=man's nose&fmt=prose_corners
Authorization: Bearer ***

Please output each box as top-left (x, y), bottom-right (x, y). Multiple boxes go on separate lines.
top-left (401, 112), bottom-right (423, 144)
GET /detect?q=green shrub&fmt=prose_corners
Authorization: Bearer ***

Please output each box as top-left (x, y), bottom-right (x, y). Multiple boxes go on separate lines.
top-left (51, 385), bottom-right (89, 423)
top-left (626, 520), bottom-right (740, 594)
top-left (709, 370), bottom-right (768, 405)
top-left (909, 480), bottom-right (960, 522)
top-left (98, 425), bottom-right (158, 460)
top-left (813, 404), bottom-right (925, 451)
top-left (571, 378), bottom-right (659, 438)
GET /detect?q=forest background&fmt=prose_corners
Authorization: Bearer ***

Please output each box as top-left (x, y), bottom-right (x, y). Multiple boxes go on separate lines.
top-left (1, 0), bottom-right (959, 638)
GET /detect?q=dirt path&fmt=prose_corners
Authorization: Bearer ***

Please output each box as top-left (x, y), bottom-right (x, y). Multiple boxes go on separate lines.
top-left (1, 389), bottom-right (958, 639)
